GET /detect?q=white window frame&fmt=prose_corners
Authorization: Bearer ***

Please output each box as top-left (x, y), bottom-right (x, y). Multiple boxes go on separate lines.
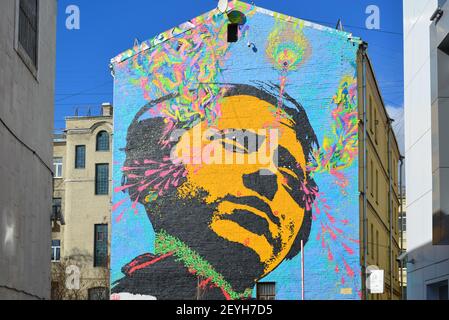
top-left (53, 157), bottom-right (63, 178)
top-left (51, 240), bottom-right (61, 262)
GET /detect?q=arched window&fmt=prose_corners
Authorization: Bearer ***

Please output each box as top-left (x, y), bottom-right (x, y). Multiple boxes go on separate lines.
top-left (96, 131), bottom-right (109, 151)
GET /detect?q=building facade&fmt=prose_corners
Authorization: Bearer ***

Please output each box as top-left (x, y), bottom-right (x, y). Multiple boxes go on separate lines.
top-left (0, 0), bottom-right (57, 299)
top-left (109, 0), bottom-right (401, 300)
top-left (358, 54), bottom-right (402, 300)
top-left (403, 0), bottom-right (449, 300)
top-left (51, 104), bottom-right (113, 300)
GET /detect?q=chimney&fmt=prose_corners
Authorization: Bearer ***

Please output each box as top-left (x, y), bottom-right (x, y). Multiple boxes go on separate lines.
top-left (102, 102), bottom-right (113, 117)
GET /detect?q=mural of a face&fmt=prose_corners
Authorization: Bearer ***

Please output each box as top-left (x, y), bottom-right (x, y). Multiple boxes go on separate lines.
top-left (122, 84), bottom-right (318, 294)
top-left (112, 3), bottom-right (362, 299)
top-left (177, 94), bottom-right (308, 276)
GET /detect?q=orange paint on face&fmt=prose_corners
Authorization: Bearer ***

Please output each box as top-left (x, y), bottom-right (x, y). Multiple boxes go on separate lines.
top-left (175, 95), bottom-right (307, 277)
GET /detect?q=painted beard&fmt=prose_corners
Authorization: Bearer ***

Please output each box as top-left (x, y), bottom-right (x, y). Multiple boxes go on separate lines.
top-left (145, 188), bottom-right (278, 294)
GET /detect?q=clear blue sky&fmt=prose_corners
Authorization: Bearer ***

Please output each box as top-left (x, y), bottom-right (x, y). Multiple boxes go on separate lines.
top-left (55, 0), bottom-right (404, 133)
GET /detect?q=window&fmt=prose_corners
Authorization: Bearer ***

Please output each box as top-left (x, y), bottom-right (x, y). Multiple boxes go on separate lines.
top-left (394, 255), bottom-right (398, 282)
top-left (374, 109), bottom-right (378, 144)
top-left (399, 214), bottom-right (406, 232)
top-left (227, 24), bottom-right (239, 42)
top-left (369, 96), bottom-right (373, 133)
top-left (52, 198), bottom-right (61, 217)
top-left (427, 280), bottom-right (448, 300)
top-left (257, 282), bottom-right (276, 300)
top-left (96, 131), bottom-right (110, 151)
top-left (17, 0), bottom-right (39, 68)
top-left (53, 157), bottom-right (62, 178)
top-left (375, 170), bottom-right (379, 204)
top-left (94, 224), bottom-right (108, 267)
top-left (95, 164), bottom-right (109, 195)
top-left (376, 230), bottom-right (379, 266)
top-left (371, 224), bottom-right (374, 259)
top-left (88, 287), bottom-right (109, 300)
top-left (51, 240), bottom-right (60, 262)
top-left (75, 145), bottom-right (86, 169)
top-left (393, 203), bottom-right (397, 234)
top-left (370, 159), bottom-right (374, 196)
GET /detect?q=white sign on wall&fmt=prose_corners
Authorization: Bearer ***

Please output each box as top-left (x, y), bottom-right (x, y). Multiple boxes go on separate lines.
top-left (368, 269), bottom-right (384, 294)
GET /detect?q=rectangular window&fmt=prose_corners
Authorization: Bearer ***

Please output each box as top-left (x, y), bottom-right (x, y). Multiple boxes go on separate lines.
top-left (370, 160), bottom-right (374, 196)
top-left (227, 23), bottom-right (239, 42)
top-left (369, 96), bottom-right (373, 133)
top-left (371, 224), bottom-right (374, 259)
top-left (375, 170), bottom-right (379, 204)
top-left (94, 224), bottom-right (108, 267)
top-left (374, 109), bottom-right (378, 144)
top-left (75, 145), bottom-right (86, 169)
top-left (399, 214), bottom-right (407, 232)
top-left (427, 280), bottom-right (448, 300)
top-left (52, 197), bottom-right (61, 217)
top-left (18, 0), bottom-right (39, 68)
top-left (95, 164), bottom-right (109, 195)
top-left (393, 203), bottom-right (397, 234)
top-left (376, 230), bottom-right (379, 266)
top-left (53, 157), bottom-right (63, 178)
top-left (51, 240), bottom-right (60, 262)
top-left (257, 282), bottom-right (276, 300)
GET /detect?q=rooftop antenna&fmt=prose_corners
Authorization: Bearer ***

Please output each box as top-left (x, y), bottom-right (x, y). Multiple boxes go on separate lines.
top-left (336, 19), bottom-right (344, 31)
top-left (217, 0), bottom-right (228, 14)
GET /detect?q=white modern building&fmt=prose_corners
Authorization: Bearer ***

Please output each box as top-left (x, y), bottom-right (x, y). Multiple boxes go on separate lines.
top-left (0, 0), bottom-right (57, 299)
top-left (403, 0), bottom-right (449, 300)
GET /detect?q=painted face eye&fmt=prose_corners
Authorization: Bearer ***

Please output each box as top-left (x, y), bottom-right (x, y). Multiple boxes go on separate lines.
top-left (209, 129), bottom-right (266, 154)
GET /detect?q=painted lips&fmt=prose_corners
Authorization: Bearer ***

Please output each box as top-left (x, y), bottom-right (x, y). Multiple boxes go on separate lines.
top-left (217, 195), bottom-right (281, 243)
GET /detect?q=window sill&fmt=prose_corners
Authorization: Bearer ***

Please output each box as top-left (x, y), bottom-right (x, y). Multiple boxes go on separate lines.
top-left (15, 43), bottom-right (38, 81)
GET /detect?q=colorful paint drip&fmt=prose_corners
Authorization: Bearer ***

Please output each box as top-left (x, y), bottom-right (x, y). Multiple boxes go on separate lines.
top-left (308, 75), bottom-right (359, 191)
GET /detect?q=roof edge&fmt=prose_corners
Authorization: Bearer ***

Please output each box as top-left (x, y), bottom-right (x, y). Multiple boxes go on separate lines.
top-left (110, 0), bottom-right (361, 67)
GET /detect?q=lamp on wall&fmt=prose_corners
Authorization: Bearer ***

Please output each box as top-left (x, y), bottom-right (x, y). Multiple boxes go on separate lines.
top-left (430, 7), bottom-right (444, 23)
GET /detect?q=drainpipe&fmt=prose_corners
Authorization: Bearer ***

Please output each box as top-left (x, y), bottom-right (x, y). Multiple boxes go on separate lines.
top-left (399, 155), bottom-right (405, 299)
top-left (387, 118), bottom-right (394, 300)
top-left (361, 42), bottom-right (369, 301)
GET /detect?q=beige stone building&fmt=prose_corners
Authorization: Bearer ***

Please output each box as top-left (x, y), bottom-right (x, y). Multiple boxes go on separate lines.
top-left (358, 50), bottom-right (402, 300)
top-left (51, 104), bottom-right (113, 300)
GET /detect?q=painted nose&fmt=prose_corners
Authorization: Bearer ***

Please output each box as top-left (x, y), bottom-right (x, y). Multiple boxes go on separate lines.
top-left (243, 169), bottom-right (278, 201)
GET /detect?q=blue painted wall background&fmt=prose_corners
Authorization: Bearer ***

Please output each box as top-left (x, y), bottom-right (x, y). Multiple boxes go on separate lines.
top-left (111, 2), bottom-right (361, 300)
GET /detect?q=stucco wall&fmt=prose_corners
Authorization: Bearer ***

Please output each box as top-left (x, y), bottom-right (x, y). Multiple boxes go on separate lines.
top-left (0, 0), bottom-right (57, 300)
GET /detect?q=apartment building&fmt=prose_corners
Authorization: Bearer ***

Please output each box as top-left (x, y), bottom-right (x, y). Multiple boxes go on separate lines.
top-left (51, 104), bottom-right (113, 300)
top-left (358, 52), bottom-right (403, 300)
